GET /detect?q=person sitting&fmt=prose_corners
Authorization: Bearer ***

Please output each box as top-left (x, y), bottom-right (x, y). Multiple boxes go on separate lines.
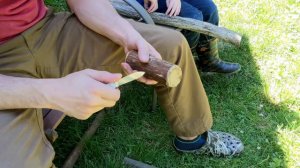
top-left (0, 0), bottom-right (243, 167)
top-left (137, 0), bottom-right (241, 74)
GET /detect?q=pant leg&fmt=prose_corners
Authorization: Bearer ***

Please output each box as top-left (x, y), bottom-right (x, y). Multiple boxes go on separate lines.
top-left (183, 0), bottom-right (219, 25)
top-left (178, 1), bottom-right (204, 51)
top-left (158, 0), bottom-right (219, 48)
top-left (131, 21), bottom-right (213, 136)
top-left (0, 35), bottom-right (55, 167)
top-left (24, 12), bottom-right (212, 137)
top-left (156, 1), bottom-right (203, 57)
top-left (183, 0), bottom-right (219, 43)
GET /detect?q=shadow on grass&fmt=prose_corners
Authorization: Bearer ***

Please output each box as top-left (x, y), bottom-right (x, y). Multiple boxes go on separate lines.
top-left (53, 36), bottom-right (299, 167)
top-left (200, 36), bottom-right (299, 167)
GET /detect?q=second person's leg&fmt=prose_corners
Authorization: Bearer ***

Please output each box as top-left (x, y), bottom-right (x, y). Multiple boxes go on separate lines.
top-left (182, 0), bottom-right (241, 74)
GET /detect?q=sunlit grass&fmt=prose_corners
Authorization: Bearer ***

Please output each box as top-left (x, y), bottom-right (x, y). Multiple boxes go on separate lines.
top-left (277, 126), bottom-right (300, 168)
top-left (218, 0), bottom-right (300, 167)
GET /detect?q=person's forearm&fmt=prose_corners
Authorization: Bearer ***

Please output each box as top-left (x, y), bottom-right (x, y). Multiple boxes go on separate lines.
top-left (0, 70), bottom-right (121, 119)
top-left (0, 75), bottom-right (50, 110)
top-left (67, 0), bottom-right (137, 47)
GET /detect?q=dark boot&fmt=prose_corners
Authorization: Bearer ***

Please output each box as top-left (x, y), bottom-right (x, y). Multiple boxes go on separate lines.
top-left (196, 38), bottom-right (241, 74)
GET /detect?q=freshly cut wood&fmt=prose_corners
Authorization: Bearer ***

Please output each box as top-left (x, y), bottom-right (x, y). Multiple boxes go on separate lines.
top-left (110, 0), bottom-right (242, 46)
top-left (126, 51), bottom-right (182, 87)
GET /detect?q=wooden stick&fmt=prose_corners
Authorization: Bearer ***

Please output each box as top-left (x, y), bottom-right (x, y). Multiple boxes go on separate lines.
top-left (126, 51), bottom-right (182, 87)
top-left (62, 110), bottom-right (106, 168)
top-left (110, 0), bottom-right (242, 46)
top-left (124, 157), bottom-right (157, 168)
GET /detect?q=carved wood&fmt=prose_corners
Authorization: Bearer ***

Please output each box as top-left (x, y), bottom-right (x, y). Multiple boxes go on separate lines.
top-left (126, 51), bottom-right (182, 87)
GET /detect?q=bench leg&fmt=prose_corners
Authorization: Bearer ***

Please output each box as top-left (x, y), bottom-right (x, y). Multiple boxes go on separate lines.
top-left (152, 90), bottom-right (158, 112)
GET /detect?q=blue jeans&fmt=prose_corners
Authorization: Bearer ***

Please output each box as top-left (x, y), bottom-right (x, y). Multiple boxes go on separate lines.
top-left (138, 0), bottom-right (219, 50)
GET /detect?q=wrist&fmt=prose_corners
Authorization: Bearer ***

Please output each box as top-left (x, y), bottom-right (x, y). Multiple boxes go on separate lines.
top-left (34, 78), bottom-right (60, 109)
top-left (117, 20), bottom-right (140, 47)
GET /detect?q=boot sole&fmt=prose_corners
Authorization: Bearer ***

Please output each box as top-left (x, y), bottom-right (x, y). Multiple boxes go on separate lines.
top-left (200, 67), bottom-right (241, 76)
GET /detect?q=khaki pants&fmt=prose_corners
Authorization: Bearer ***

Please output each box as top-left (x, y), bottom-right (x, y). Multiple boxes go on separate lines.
top-left (0, 10), bottom-right (212, 168)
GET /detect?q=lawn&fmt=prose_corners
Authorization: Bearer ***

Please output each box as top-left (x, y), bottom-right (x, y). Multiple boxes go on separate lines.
top-left (45, 0), bottom-right (300, 167)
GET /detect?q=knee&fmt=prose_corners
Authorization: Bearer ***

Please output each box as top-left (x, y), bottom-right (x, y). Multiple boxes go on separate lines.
top-left (208, 1), bottom-right (218, 14)
top-left (205, 2), bottom-right (219, 24)
top-left (165, 30), bottom-right (188, 48)
top-left (155, 29), bottom-right (189, 63)
top-left (189, 12), bottom-right (203, 21)
top-left (180, 8), bottom-right (203, 21)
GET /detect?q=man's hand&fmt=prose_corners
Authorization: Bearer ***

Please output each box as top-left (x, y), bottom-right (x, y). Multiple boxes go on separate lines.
top-left (67, 0), bottom-right (162, 85)
top-left (46, 69), bottom-right (122, 120)
top-left (144, 0), bottom-right (158, 13)
top-left (166, 0), bottom-right (181, 16)
top-left (122, 32), bottom-right (161, 85)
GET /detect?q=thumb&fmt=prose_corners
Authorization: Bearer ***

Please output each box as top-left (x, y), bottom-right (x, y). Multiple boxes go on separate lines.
top-left (137, 41), bottom-right (150, 63)
top-left (83, 69), bottom-right (122, 84)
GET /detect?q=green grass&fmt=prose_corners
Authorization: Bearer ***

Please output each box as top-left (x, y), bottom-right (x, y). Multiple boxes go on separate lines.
top-left (45, 0), bottom-right (300, 167)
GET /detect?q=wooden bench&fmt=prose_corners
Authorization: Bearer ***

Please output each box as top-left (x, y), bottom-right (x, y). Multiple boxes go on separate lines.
top-left (111, 0), bottom-right (241, 46)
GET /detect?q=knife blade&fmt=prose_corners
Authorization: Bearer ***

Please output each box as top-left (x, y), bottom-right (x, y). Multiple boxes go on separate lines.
top-left (108, 71), bottom-right (145, 88)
